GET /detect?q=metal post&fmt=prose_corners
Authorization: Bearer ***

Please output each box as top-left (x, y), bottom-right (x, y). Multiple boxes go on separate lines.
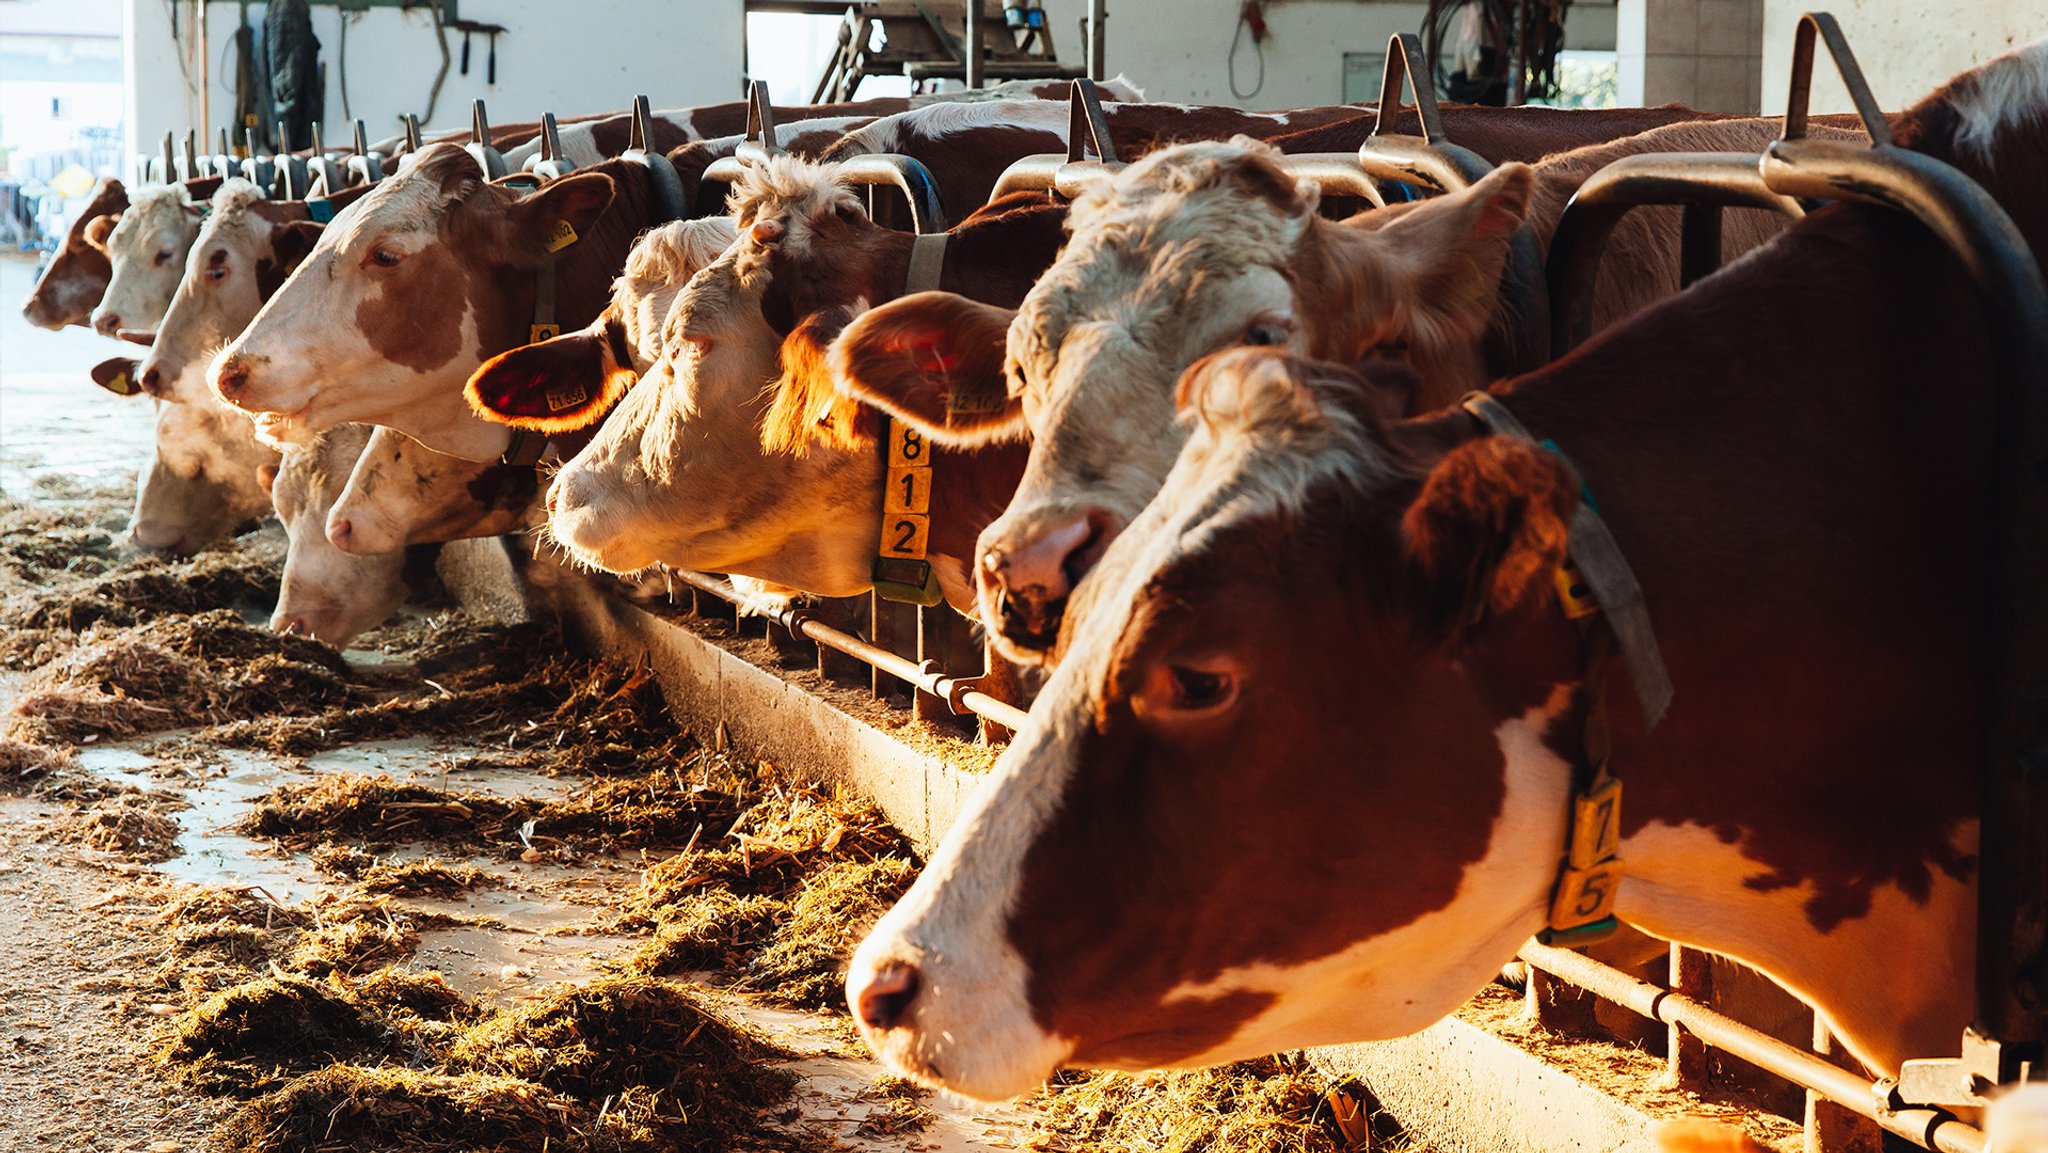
top-left (197, 0), bottom-right (210, 147)
top-left (1807, 1017), bottom-right (1884, 1153)
top-left (1086, 0), bottom-right (1106, 81)
top-left (964, 0), bottom-right (985, 90)
top-left (1669, 944), bottom-right (1712, 1090)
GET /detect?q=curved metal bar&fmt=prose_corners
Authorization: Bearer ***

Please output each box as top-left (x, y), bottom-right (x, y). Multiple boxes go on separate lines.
top-left (1273, 153), bottom-right (1387, 209)
top-left (1356, 133), bottom-right (1493, 194)
top-left (1373, 32), bottom-right (1450, 143)
top-left (526, 112), bottom-right (575, 181)
top-left (1781, 12), bottom-right (1892, 146)
top-left (701, 155), bottom-right (747, 187)
top-left (180, 130), bottom-right (200, 182)
top-left (150, 131), bottom-right (175, 184)
top-left (620, 95), bottom-right (691, 223)
top-left (238, 127), bottom-right (275, 197)
top-left (1546, 152), bottom-right (1804, 355)
top-left (393, 115), bottom-right (426, 173)
top-left (346, 119), bottom-right (384, 186)
top-left (746, 78), bottom-right (781, 153)
top-left (209, 127), bottom-right (237, 181)
top-left (305, 123), bottom-right (348, 198)
top-left (836, 154), bottom-right (949, 234)
top-left (272, 124), bottom-right (311, 200)
top-left (1067, 77), bottom-right (1118, 164)
top-left (465, 99), bottom-right (509, 180)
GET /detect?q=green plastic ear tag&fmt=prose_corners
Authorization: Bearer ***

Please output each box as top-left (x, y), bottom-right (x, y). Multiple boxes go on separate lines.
top-left (545, 219), bottom-right (579, 252)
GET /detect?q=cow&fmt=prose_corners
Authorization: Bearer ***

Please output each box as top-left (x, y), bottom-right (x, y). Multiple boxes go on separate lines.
top-left (473, 157), bottom-right (1055, 611)
top-left (326, 215), bottom-right (740, 557)
top-left (115, 179), bottom-right (363, 555)
top-left (20, 178), bottom-right (127, 330)
top-left (833, 116), bottom-right (1849, 663)
top-left (209, 145), bottom-right (681, 461)
top-left (267, 424), bottom-right (410, 645)
top-left (90, 183), bottom-right (210, 338)
top-left (843, 39), bottom-right (2048, 1101)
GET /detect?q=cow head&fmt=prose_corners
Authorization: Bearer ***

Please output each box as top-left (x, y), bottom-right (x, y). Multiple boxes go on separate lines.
top-left (858, 140), bottom-right (1530, 664)
top-left (537, 158), bottom-right (880, 591)
top-left (326, 425), bottom-right (539, 555)
top-left (269, 424), bottom-right (410, 645)
top-left (209, 143), bottom-right (616, 456)
top-left (91, 183), bottom-right (207, 338)
top-left (848, 349), bottom-right (1584, 1100)
top-left (464, 215), bottom-right (738, 434)
top-left (124, 385), bottom-right (280, 557)
top-left (21, 177), bottom-right (125, 330)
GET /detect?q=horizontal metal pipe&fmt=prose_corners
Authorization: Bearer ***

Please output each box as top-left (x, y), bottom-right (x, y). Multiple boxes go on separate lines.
top-left (672, 570), bottom-right (1029, 732)
top-left (1519, 943), bottom-right (1984, 1153)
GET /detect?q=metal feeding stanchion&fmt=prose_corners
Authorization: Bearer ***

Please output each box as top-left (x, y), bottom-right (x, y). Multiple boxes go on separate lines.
top-left (238, 126), bottom-right (275, 197)
top-left (394, 115), bottom-right (425, 173)
top-left (466, 100), bottom-right (510, 180)
top-left (1535, 9), bottom-right (2047, 1144)
top-left (305, 123), bottom-right (348, 199)
top-left (617, 96), bottom-right (692, 224)
top-left (345, 120), bottom-right (386, 187)
top-left (208, 127), bottom-right (238, 181)
top-left (525, 113), bottom-right (576, 182)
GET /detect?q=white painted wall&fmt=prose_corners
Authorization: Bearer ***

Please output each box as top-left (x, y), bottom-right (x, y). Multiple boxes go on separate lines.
top-left (125, 0), bottom-right (743, 165)
top-left (1760, 0), bottom-right (2048, 116)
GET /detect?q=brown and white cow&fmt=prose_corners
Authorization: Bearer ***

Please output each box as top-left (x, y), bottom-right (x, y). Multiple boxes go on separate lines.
top-left (268, 424), bottom-right (410, 645)
top-left (209, 145), bottom-right (678, 460)
top-left (327, 216), bottom-right (740, 557)
top-left (90, 183), bottom-right (210, 338)
top-left (846, 41), bottom-right (2048, 1100)
top-left (839, 116), bottom-right (1839, 662)
top-left (475, 157), bottom-right (1055, 607)
top-left (118, 180), bottom-right (360, 555)
top-left (20, 178), bottom-right (126, 330)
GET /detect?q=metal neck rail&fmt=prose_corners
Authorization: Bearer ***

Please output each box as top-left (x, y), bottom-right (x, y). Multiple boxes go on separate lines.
top-left (1520, 943), bottom-right (1985, 1153)
top-left (671, 570), bottom-right (1028, 733)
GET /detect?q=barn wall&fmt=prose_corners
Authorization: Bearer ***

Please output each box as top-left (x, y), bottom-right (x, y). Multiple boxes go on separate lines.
top-left (1759, 0), bottom-right (2048, 117)
top-left (124, 0), bottom-right (743, 169)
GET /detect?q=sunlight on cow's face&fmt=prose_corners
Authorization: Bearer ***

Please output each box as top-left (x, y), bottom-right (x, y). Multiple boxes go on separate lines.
top-left (93, 189), bottom-right (203, 337)
top-left (127, 392), bottom-right (275, 556)
top-left (852, 352), bottom-right (1581, 1100)
top-left (145, 193), bottom-right (276, 404)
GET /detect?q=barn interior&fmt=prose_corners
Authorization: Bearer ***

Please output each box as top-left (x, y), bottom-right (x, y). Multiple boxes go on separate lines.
top-left (1, 2), bottom-right (2045, 1152)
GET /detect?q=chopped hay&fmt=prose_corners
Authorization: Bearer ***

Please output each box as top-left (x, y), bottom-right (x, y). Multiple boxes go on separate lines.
top-left (358, 857), bottom-right (497, 897)
top-left (448, 975), bottom-right (796, 1146)
top-left (0, 531), bottom-right (278, 635)
top-left (0, 736), bottom-right (73, 781)
top-left (285, 909), bottom-right (421, 978)
top-left (743, 856), bottom-right (914, 1007)
top-left (161, 975), bottom-right (383, 1094)
top-left (348, 968), bottom-right (474, 1024)
top-left (855, 1074), bottom-right (936, 1137)
top-left (55, 793), bottom-right (183, 859)
top-left (3, 611), bottom-right (363, 745)
top-left (617, 889), bottom-right (787, 977)
top-left (243, 775), bottom-right (526, 848)
top-left (1027, 1055), bottom-right (1353, 1153)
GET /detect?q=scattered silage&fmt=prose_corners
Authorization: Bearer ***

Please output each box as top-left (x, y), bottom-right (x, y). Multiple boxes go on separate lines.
top-left (1027, 1055), bottom-right (1357, 1153)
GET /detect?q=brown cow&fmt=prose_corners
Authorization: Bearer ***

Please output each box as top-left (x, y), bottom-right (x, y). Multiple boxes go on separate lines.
top-left (845, 41), bottom-right (2048, 1100)
top-left (20, 178), bottom-right (126, 330)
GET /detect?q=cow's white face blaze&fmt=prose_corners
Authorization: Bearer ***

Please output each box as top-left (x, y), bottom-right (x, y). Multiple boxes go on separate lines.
top-left (92, 184), bottom-right (203, 337)
top-left (852, 351), bottom-right (1578, 1099)
top-left (270, 424), bottom-right (409, 645)
top-left (327, 425), bottom-right (537, 554)
top-left (981, 142), bottom-right (1533, 663)
top-left (142, 181), bottom-right (281, 402)
top-left (543, 161), bottom-right (879, 593)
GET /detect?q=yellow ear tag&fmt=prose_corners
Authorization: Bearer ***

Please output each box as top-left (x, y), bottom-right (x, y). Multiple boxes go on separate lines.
top-left (545, 220), bottom-right (579, 253)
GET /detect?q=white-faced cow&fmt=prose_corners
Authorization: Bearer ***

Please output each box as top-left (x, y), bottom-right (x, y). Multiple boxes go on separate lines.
top-left (837, 116), bottom-right (1844, 662)
top-left (846, 41), bottom-right (2048, 1100)
top-left (268, 424), bottom-right (410, 645)
top-left (91, 183), bottom-right (210, 339)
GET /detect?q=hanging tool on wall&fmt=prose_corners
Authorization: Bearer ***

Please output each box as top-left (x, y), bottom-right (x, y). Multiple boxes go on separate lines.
top-left (266, 0), bottom-right (324, 151)
top-left (450, 18), bottom-right (509, 86)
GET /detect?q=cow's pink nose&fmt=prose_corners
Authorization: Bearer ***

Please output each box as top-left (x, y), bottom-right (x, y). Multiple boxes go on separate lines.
top-left (978, 509), bottom-right (1119, 653)
top-left (327, 518), bottom-right (355, 551)
top-left (853, 960), bottom-right (922, 1032)
top-left (273, 614), bottom-right (308, 637)
top-left (139, 366), bottom-right (163, 396)
top-left (94, 311), bottom-right (122, 336)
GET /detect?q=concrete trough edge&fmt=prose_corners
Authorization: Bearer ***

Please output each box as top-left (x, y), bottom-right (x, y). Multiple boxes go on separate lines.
top-left (438, 542), bottom-right (1685, 1153)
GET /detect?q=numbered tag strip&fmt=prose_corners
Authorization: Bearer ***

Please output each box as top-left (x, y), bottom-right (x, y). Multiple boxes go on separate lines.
top-left (1539, 775), bottom-right (1623, 945)
top-left (874, 418), bottom-right (944, 605)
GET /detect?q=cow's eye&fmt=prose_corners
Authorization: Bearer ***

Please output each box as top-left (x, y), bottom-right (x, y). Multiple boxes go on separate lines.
top-left (368, 247), bottom-right (404, 269)
top-left (154, 249), bottom-right (174, 266)
top-left (1242, 320), bottom-right (1290, 347)
top-left (205, 265), bottom-right (228, 282)
top-left (1168, 665), bottom-right (1236, 711)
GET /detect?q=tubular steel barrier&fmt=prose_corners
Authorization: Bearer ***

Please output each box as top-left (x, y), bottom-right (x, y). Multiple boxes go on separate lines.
top-left (1521, 944), bottom-right (1986, 1153)
top-left (670, 570), bottom-right (1028, 733)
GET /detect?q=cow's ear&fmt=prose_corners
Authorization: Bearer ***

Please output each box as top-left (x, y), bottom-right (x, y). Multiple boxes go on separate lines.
top-left (1401, 436), bottom-right (1574, 639)
top-left (1332, 162), bottom-right (1534, 357)
top-left (465, 319), bottom-right (634, 434)
top-left (91, 356), bottom-right (144, 398)
top-left (83, 213), bottom-right (120, 253)
top-left (828, 291), bottom-right (1023, 446)
top-left (506, 171), bottom-right (617, 264)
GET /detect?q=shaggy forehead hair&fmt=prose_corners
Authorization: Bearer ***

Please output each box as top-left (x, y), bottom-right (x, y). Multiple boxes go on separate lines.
top-left (196, 179), bottom-right (272, 244)
top-left (724, 155), bottom-right (864, 236)
top-left (1009, 140), bottom-right (1313, 383)
top-left (109, 183), bottom-right (194, 244)
top-left (615, 217), bottom-right (738, 296)
top-left (1939, 37), bottom-right (2048, 159)
top-left (331, 144), bottom-right (481, 246)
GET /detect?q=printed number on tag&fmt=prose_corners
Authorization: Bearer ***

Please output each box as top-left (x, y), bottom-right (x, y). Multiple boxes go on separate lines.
top-left (547, 385), bottom-right (589, 413)
top-left (878, 514), bottom-right (930, 559)
top-left (1550, 861), bottom-right (1622, 926)
top-left (546, 220), bottom-right (579, 252)
top-left (529, 324), bottom-right (560, 342)
top-left (886, 467), bottom-right (931, 515)
top-left (1567, 777), bottom-right (1623, 869)
top-left (887, 425), bottom-right (928, 467)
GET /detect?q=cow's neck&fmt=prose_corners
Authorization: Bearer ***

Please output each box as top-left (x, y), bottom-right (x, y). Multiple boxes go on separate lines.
top-left (1458, 202), bottom-right (1992, 1076)
top-left (389, 389), bottom-right (513, 462)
